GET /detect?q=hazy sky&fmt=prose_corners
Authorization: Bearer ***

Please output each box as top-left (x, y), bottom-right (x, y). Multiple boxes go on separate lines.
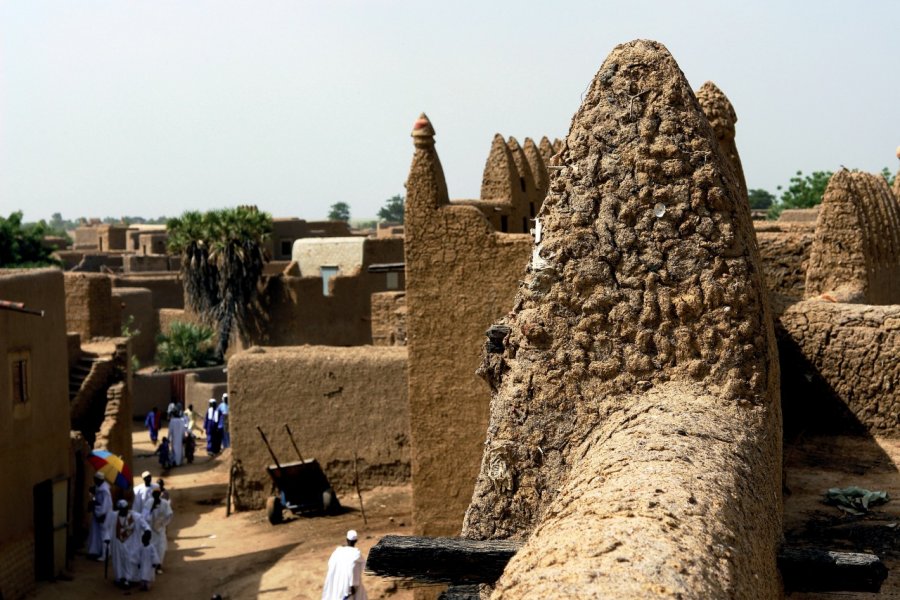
top-left (2, 1), bottom-right (898, 222)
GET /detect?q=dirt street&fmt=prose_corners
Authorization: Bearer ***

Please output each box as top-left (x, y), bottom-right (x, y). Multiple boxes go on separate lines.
top-left (36, 424), bottom-right (415, 599)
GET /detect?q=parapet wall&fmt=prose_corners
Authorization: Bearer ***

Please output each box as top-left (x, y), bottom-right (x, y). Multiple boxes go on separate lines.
top-left (228, 346), bottom-right (409, 510)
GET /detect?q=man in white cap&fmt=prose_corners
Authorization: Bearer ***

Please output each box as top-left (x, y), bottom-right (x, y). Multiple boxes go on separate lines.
top-left (205, 398), bottom-right (221, 455)
top-left (322, 529), bottom-right (367, 600)
top-left (87, 471), bottom-right (112, 560)
top-left (133, 471), bottom-right (154, 515)
top-left (109, 499), bottom-right (148, 588)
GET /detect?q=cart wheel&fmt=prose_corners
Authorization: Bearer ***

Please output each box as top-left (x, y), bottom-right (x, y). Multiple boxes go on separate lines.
top-left (322, 487), bottom-right (340, 514)
top-left (266, 496), bottom-right (283, 525)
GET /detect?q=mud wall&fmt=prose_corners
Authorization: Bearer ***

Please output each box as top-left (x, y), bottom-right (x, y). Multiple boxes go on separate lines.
top-left (111, 287), bottom-right (157, 363)
top-left (696, 81), bottom-right (747, 202)
top-left (805, 170), bottom-right (900, 303)
top-left (371, 291), bottom-right (407, 346)
top-left (404, 114), bottom-right (533, 536)
top-left (111, 273), bottom-right (184, 310)
top-left (64, 272), bottom-right (119, 341)
top-left (228, 346), bottom-right (409, 510)
top-left (778, 299), bottom-right (900, 435)
top-left (0, 269), bottom-right (72, 593)
top-left (756, 229), bottom-right (813, 299)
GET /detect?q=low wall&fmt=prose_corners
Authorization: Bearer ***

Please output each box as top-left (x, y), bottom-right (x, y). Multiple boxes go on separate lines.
top-left (371, 291), bottom-right (407, 346)
top-left (229, 346), bottom-right (409, 510)
top-left (132, 365), bottom-right (227, 418)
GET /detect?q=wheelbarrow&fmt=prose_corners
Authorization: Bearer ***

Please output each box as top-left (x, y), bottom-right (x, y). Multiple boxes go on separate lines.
top-left (257, 425), bottom-right (341, 525)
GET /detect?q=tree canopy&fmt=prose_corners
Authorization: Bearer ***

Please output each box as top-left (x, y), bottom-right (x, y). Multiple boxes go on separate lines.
top-left (377, 194), bottom-right (405, 224)
top-left (328, 202), bottom-right (351, 222)
top-left (748, 189), bottom-right (775, 210)
top-left (167, 207), bottom-right (272, 359)
top-left (767, 170), bottom-right (833, 219)
top-left (0, 211), bottom-right (60, 268)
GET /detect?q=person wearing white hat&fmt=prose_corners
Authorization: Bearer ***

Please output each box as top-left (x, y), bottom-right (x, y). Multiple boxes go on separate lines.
top-left (133, 471), bottom-right (154, 515)
top-left (141, 483), bottom-right (173, 571)
top-left (109, 499), bottom-right (148, 587)
top-left (205, 399), bottom-right (222, 455)
top-left (322, 529), bottom-right (367, 600)
top-left (87, 471), bottom-right (112, 560)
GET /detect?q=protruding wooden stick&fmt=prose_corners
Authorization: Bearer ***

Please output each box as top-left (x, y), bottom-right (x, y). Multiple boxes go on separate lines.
top-left (353, 449), bottom-right (367, 525)
top-left (0, 299), bottom-right (44, 316)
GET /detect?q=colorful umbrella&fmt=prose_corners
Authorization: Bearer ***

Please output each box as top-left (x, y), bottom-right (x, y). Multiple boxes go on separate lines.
top-left (88, 449), bottom-right (132, 489)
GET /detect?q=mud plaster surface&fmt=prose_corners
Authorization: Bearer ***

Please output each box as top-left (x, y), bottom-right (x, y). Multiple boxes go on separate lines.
top-left (696, 81), bottom-right (747, 202)
top-left (461, 40), bottom-right (782, 598)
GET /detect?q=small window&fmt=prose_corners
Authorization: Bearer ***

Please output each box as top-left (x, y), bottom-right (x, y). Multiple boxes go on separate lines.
top-left (529, 202), bottom-right (535, 217)
top-left (500, 216), bottom-right (508, 233)
top-left (9, 350), bottom-right (31, 415)
top-left (523, 217), bottom-right (529, 233)
top-left (519, 177), bottom-right (526, 192)
top-left (320, 266), bottom-right (339, 296)
top-left (386, 272), bottom-right (399, 290)
top-left (280, 239), bottom-right (293, 257)
top-left (12, 358), bottom-right (28, 404)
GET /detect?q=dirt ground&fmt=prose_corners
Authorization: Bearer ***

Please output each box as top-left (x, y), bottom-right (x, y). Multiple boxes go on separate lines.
top-left (34, 426), bottom-right (900, 598)
top-left (785, 435), bottom-right (900, 599)
top-left (35, 423), bottom-right (415, 599)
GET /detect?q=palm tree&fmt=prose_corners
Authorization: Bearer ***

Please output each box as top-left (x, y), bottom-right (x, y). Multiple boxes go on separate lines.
top-left (167, 207), bottom-right (272, 359)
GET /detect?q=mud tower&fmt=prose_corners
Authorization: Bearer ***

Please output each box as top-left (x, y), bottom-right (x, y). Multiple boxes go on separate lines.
top-left (461, 40), bottom-right (782, 598)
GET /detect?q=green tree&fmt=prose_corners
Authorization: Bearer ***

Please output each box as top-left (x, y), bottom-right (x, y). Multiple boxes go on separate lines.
top-left (748, 189), bottom-right (775, 210)
top-left (327, 202), bottom-right (351, 222)
top-left (167, 207), bottom-right (272, 359)
top-left (768, 170), bottom-right (833, 219)
top-left (0, 211), bottom-right (59, 267)
top-left (377, 194), bottom-right (405, 223)
top-left (881, 167), bottom-right (896, 188)
top-left (155, 322), bottom-right (221, 371)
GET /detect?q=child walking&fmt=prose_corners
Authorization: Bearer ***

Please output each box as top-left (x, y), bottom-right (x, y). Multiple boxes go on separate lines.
top-left (138, 530), bottom-right (160, 591)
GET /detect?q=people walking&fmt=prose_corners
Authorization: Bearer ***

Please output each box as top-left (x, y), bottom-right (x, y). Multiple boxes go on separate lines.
top-left (144, 406), bottom-right (161, 446)
top-left (87, 472), bottom-right (111, 560)
top-left (109, 499), bottom-right (147, 588)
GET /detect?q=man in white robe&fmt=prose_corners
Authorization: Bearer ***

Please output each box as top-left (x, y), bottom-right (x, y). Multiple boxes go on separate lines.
top-left (322, 530), bottom-right (367, 600)
top-left (133, 471), bottom-right (154, 515)
top-left (169, 410), bottom-right (186, 466)
top-left (87, 472), bottom-right (111, 560)
top-left (109, 499), bottom-right (148, 587)
top-left (141, 484), bottom-right (174, 570)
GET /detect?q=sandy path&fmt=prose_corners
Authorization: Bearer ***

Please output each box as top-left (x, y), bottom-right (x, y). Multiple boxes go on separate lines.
top-left (36, 424), bottom-right (414, 599)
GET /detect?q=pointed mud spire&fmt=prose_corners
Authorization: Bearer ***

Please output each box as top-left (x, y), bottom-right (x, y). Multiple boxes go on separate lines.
top-left (523, 137), bottom-right (549, 202)
top-left (480, 133), bottom-right (520, 202)
top-left (696, 81), bottom-right (747, 201)
top-left (506, 136), bottom-right (536, 198)
top-left (406, 112), bottom-right (449, 212)
top-left (806, 170), bottom-right (900, 303)
top-left (462, 40), bottom-right (780, 599)
top-left (538, 136), bottom-right (555, 164)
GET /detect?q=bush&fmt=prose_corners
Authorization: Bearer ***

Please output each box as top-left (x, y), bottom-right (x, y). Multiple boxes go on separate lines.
top-left (155, 322), bottom-right (221, 371)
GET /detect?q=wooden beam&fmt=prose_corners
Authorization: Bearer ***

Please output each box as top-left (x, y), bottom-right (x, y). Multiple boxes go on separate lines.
top-left (779, 546), bottom-right (888, 593)
top-left (365, 535), bottom-right (522, 585)
top-left (367, 535), bottom-right (888, 593)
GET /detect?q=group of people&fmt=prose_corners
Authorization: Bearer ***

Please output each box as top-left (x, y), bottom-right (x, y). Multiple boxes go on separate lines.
top-left (145, 401), bottom-right (208, 469)
top-left (86, 470), bottom-right (175, 590)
